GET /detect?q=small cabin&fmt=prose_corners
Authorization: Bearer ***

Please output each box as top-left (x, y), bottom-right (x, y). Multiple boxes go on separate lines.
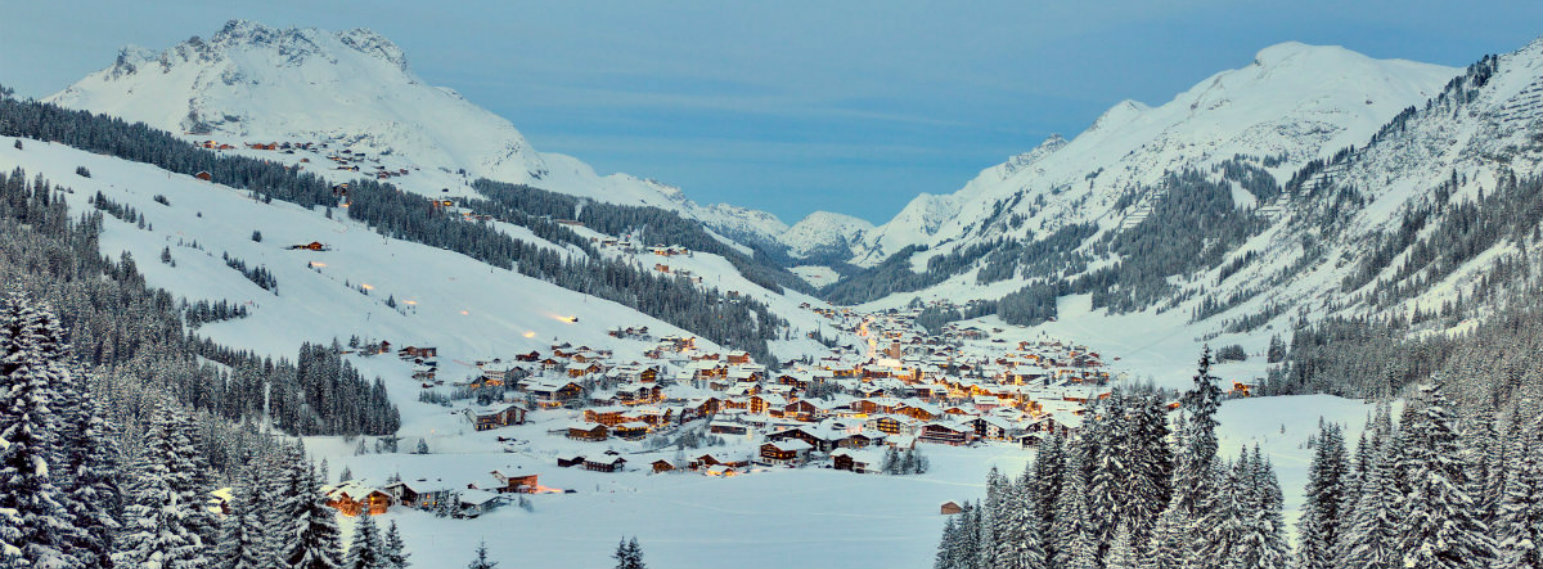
top-left (584, 456), bottom-right (627, 473)
top-left (195, 171), bottom-right (213, 181)
top-left (940, 501), bottom-right (965, 515)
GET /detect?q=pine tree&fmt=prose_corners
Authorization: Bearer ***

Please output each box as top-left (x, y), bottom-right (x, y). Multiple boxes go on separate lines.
top-left (1175, 348), bottom-right (1223, 517)
top-left (612, 536), bottom-right (645, 569)
top-left (1495, 413), bottom-right (1543, 569)
top-left (467, 541), bottom-right (496, 569)
top-left (993, 466), bottom-right (1046, 569)
top-left (1340, 421), bottom-right (1403, 569)
top-left (1030, 430), bottom-right (1066, 563)
top-left (978, 468), bottom-right (1003, 569)
top-left (1233, 447), bottom-right (1287, 569)
top-left (215, 466), bottom-right (266, 569)
top-left (344, 513), bottom-right (385, 569)
top-left (1297, 422), bottom-right (1350, 569)
top-left (935, 513), bottom-right (960, 569)
top-left (1051, 453), bottom-right (1094, 569)
top-left (0, 294), bottom-right (79, 568)
top-left (1396, 383), bottom-right (1497, 569)
top-left (114, 401), bottom-right (207, 569)
top-left (383, 521), bottom-right (409, 569)
top-left (1142, 500), bottom-right (1188, 569)
top-left (286, 460), bottom-right (344, 569)
top-left (59, 376), bottom-right (121, 569)
top-left (1105, 522), bottom-right (1139, 569)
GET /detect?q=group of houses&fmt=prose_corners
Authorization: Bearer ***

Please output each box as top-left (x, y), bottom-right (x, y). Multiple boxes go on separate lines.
top-left (320, 469), bottom-right (555, 519)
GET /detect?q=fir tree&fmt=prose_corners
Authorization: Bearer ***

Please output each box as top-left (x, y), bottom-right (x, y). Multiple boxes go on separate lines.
top-left (1297, 422), bottom-right (1350, 569)
top-left (1395, 383), bottom-right (1497, 569)
top-left (1105, 522), bottom-right (1139, 569)
top-left (344, 513), bottom-right (385, 569)
top-left (1051, 454), bottom-right (1094, 569)
top-left (935, 514), bottom-right (960, 569)
top-left (59, 375), bottom-right (121, 569)
top-left (994, 466), bottom-right (1046, 569)
top-left (466, 541), bottom-right (496, 569)
top-left (1495, 414), bottom-right (1543, 569)
top-left (286, 461), bottom-right (344, 569)
top-left (1030, 430), bottom-right (1066, 563)
top-left (0, 294), bottom-right (79, 568)
top-left (383, 521), bottom-right (409, 569)
top-left (1233, 447), bottom-right (1287, 569)
top-left (215, 466), bottom-right (267, 569)
top-left (612, 536), bottom-right (645, 569)
top-left (1340, 420), bottom-right (1403, 569)
top-left (1143, 500), bottom-right (1188, 569)
top-left (115, 401), bottom-right (207, 569)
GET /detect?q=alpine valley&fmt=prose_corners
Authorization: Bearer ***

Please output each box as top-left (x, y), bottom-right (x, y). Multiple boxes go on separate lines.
top-left (2, 17), bottom-right (1542, 569)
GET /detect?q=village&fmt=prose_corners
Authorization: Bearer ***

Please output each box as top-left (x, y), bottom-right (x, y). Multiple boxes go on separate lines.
top-left (306, 297), bottom-right (1259, 523)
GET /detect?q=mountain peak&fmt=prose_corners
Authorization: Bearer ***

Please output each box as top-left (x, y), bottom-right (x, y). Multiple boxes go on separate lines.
top-left (1250, 41), bottom-right (1361, 69)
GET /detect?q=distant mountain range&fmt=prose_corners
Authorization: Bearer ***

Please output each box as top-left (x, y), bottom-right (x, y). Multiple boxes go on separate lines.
top-left (42, 20), bottom-right (1543, 349)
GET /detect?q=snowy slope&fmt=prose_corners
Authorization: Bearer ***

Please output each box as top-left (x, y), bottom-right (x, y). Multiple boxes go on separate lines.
top-left (849, 42), bottom-right (1456, 267)
top-left (45, 19), bottom-right (791, 250)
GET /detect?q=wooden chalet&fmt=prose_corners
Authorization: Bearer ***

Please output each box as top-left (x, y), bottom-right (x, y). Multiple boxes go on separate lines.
top-left (397, 346), bottom-right (438, 360)
top-left (457, 490), bottom-right (502, 518)
top-left (323, 481), bottom-right (392, 516)
top-left (766, 427), bottom-right (835, 452)
top-left (940, 501), bottom-right (965, 515)
top-left (464, 403), bottom-right (528, 431)
top-left (489, 471), bottom-right (540, 493)
top-left (918, 422), bottom-right (973, 446)
top-left (585, 456), bottom-right (628, 473)
top-left (523, 380), bottom-right (585, 408)
top-left (567, 424), bottom-right (608, 441)
top-left (384, 480), bottom-right (453, 510)
top-left (612, 421), bottom-right (650, 440)
top-left (709, 421), bottom-right (749, 436)
top-left (831, 449), bottom-right (882, 474)
top-left (760, 440), bottom-right (812, 466)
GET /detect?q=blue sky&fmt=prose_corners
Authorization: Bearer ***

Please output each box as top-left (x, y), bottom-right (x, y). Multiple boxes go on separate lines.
top-left (3, 1), bottom-right (1540, 224)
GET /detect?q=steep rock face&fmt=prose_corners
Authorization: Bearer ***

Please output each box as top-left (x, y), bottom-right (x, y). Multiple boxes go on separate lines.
top-left (46, 19), bottom-right (792, 250)
top-left (846, 42), bottom-right (1456, 268)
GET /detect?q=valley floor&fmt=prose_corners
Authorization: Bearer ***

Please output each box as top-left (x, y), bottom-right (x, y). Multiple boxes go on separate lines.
top-left (311, 393), bottom-right (1374, 569)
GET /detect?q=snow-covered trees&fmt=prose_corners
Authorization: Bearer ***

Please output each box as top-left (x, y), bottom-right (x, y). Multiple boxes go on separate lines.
top-left (215, 466), bottom-right (267, 569)
top-left (116, 401), bottom-right (210, 569)
top-left (936, 349), bottom-right (1296, 569)
top-left (0, 293), bottom-right (83, 568)
top-left (467, 541), bottom-right (496, 569)
top-left (1296, 421), bottom-right (1350, 569)
top-left (1394, 383), bottom-right (1496, 569)
top-left (612, 537), bottom-right (645, 569)
top-left (383, 521), bottom-right (409, 569)
top-left (285, 460), bottom-right (344, 569)
top-left (344, 512), bottom-right (385, 569)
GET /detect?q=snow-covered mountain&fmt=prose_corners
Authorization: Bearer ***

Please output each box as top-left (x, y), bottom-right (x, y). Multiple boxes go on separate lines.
top-left (848, 36), bottom-right (1543, 376)
top-left (45, 19), bottom-right (791, 249)
top-left (845, 42), bottom-right (1458, 267)
top-left (782, 211), bottom-right (877, 260)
